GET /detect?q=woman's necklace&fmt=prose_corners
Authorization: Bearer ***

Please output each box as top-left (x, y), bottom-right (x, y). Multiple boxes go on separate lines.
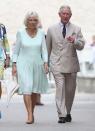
top-left (26, 28), bottom-right (38, 38)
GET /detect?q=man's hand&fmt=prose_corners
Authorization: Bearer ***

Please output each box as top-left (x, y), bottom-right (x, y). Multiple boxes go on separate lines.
top-left (67, 36), bottom-right (75, 43)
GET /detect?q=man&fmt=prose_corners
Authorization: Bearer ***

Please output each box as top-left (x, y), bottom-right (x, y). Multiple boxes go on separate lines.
top-left (46, 5), bottom-right (85, 123)
top-left (0, 23), bottom-right (10, 118)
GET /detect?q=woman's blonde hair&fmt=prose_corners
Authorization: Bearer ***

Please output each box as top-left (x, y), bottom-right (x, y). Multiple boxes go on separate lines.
top-left (24, 11), bottom-right (39, 27)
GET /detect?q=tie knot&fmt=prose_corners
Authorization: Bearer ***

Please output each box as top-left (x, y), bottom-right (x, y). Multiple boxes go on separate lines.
top-left (63, 24), bottom-right (66, 28)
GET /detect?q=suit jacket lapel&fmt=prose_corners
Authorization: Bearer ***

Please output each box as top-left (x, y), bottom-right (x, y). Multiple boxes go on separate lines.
top-left (55, 24), bottom-right (64, 41)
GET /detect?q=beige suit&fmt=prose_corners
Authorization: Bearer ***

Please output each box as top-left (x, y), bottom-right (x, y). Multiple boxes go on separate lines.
top-left (46, 22), bottom-right (85, 117)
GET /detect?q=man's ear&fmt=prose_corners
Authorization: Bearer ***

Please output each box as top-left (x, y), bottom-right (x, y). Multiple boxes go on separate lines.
top-left (70, 13), bottom-right (72, 18)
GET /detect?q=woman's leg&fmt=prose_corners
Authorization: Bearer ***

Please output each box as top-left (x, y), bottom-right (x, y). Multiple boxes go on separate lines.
top-left (36, 94), bottom-right (40, 103)
top-left (36, 94), bottom-right (44, 105)
top-left (31, 93), bottom-right (37, 114)
top-left (23, 94), bottom-right (33, 123)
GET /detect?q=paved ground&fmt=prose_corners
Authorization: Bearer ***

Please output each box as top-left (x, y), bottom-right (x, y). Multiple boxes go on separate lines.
top-left (0, 93), bottom-right (95, 131)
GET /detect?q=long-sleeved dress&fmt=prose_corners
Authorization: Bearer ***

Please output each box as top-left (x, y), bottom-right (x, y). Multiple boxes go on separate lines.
top-left (12, 28), bottom-right (49, 94)
top-left (0, 24), bottom-right (10, 80)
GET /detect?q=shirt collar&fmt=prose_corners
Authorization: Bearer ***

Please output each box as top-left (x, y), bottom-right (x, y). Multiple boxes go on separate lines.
top-left (59, 21), bottom-right (70, 28)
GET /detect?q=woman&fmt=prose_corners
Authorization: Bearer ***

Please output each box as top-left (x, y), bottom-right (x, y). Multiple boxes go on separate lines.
top-left (12, 11), bottom-right (49, 124)
top-left (0, 23), bottom-right (10, 118)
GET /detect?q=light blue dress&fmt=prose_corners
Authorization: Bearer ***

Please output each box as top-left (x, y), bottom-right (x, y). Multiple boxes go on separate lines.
top-left (12, 28), bottom-right (49, 94)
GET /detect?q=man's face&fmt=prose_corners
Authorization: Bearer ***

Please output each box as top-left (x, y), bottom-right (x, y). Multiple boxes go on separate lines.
top-left (59, 8), bottom-right (71, 24)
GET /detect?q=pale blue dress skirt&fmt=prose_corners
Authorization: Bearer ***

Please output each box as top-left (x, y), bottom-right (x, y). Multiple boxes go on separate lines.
top-left (12, 28), bottom-right (49, 94)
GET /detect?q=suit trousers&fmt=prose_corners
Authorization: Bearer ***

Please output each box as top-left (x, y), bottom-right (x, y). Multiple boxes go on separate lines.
top-left (52, 71), bottom-right (77, 117)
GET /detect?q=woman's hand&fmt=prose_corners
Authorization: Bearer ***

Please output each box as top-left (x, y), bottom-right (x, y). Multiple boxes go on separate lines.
top-left (4, 57), bottom-right (10, 68)
top-left (44, 63), bottom-right (48, 74)
top-left (12, 63), bottom-right (17, 76)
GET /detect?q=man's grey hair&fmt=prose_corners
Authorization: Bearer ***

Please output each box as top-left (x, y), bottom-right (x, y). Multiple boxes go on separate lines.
top-left (24, 11), bottom-right (39, 27)
top-left (58, 5), bottom-right (72, 15)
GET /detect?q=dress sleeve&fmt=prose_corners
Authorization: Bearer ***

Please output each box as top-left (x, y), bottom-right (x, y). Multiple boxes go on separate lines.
top-left (46, 28), bottom-right (52, 58)
top-left (41, 33), bottom-right (48, 63)
top-left (12, 31), bottom-right (21, 62)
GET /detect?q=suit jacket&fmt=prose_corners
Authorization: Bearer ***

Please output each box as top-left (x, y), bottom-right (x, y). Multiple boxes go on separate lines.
top-left (46, 22), bottom-right (85, 73)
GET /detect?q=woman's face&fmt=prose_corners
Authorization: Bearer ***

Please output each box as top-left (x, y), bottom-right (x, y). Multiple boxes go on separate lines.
top-left (27, 16), bottom-right (38, 29)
